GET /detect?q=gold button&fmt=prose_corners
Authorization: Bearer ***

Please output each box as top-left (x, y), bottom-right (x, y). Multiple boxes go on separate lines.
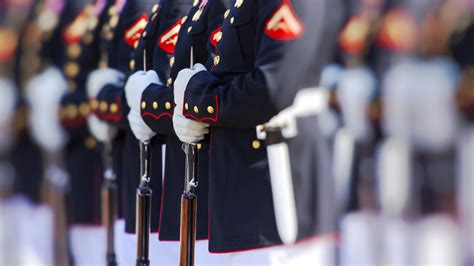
top-left (207, 106), bottom-right (214, 114)
top-left (66, 104), bottom-right (78, 119)
top-left (99, 60), bottom-right (107, 68)
top-left (197, 143), bottom-right (202, 150)
top-left (165, 102), bottom-right (172, 110)
top-left (84, 137), bottom-right (97, 149)
top-left (134, 40), bottom-right (139, 49)
top-left (109, 15), bottom-right (119, 28)
top-left (105, 31), bottom-right (114, 40)
top-left (68, 80), bottom-right (77, 92)
top-left (90, 99), bottom-right (99, 110)
top-left (188, 26), bottom-right (192, 33)
top-left (79, 103), bottom-right (90, 117)
top-left (152, 13), bottom-right (157, 21)
top-left (224, 9), bottom-right (230, 19)
top-left (108, 6), bottom-right (116, 16)
top-left (185, 102), bottom-right (189, 110)
top-left (170, 56), bottom-right (175, 67)
top-left (252, 140), bottom-right (261, 150)
top-left (130, 59), bottom-right (135, 70)
top-left (153, 101), bottom-right (158, 110)
top-left (215, 31), bottom-right (222, 42)
top-left (193, 0), bottom-right (199, 6)
top-left (213, 55), bottom-right (220, 66)
top-left (84, 33), bottom-right (93, 44)
top-left (142, 31), bottom-right (147, 38)
top-left (151, 3), bottom-right (159, 13)
top-left (100, 101), bottom-right (108, 112)
top-left (141, 101), bottom-right (147, 110)
top-left (64, 62), bottom-right (79, 78)
top-left (110, 103), bottom-right (118, 113)
top-left (167, 78), bottom-right (173, 86)
top-left (192, 9), bottom-right (202, 21)
top-left (67, 44), bottom-right (81, 58)
top-left (193, 106), bottom-right (199, 113)
top-left (59, 107), bottom-right (67, 119)
top-left (230, 17), bottom-right (235, 24)
top-left (235, 0), bottom-right (244, 8)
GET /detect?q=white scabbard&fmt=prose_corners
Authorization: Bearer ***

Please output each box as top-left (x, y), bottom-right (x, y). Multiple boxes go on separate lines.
top-left (267, 142), bottom-right (298, 245)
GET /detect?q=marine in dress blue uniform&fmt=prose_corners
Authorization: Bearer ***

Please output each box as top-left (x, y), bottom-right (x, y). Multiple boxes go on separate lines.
top-left (57, 0), bottom-right (112, 226)
top-left (138, 0), bottom-right (228, 242)
top-left (174, 0), bottom-right (345, 253)
top-left (92, 0), bottom-right (164, 234)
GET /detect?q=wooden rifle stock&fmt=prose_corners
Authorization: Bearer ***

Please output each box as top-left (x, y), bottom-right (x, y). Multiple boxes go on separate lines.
top-left (102, 170), bottom-right (118, 266)
top-left (179, 143), bottom-right (198, 266)
top-left (179, 193), bottom-right (197, 266)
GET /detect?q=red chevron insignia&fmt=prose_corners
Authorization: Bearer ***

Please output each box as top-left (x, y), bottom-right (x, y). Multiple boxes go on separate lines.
top-left (265, 0), bottom-right (304, 40)
top-left (124, 13), bottom-right (149, 47)
top-left (159, 18), bottom-right (185, 54)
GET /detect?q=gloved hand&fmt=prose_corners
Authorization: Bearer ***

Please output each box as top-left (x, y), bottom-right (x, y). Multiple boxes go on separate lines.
top-left (87, 115), bottom-right (118, 143)
top-left (124, 70), bottom-right (160, 142)
top-left (128, 111), bottom-right (156, 142)
top-left (0, 77), bottom-right (16, 127)
top-left (25, 67), bottom-right (68, 151)
top-left (174, 63), bottom-right (206, 107)
top-left (86, 68), bottom-right (124, 143)
top-left (86, 68), bottom-right (124, 98)
top-left (257, 89), bottom-right (329, 140)
top-left (173, 63), bottom-right (208, 144)
top-left (125, 70), bottom-right (160, 113)
top-left (173, 112), bottom-right (209, 144)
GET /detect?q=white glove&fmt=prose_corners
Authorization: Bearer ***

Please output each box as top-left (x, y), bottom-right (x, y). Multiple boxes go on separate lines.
top-left (257, 89), bottom-right (329, 140)
top-left (173, 63), bottom-right (208, 144)
top-left (174, 63), bottom-right (206, 107)
top-left (0, 77), bottom-right (16, 126)
top-left (87, 115), bottom-right (118, 143)
top-left (25, 67), bottom-right (68, 151)
top-left (86, 68), bottom-right (124, 98)
top-left (173, 112), bottom-right (209, 144)
top-left (125, 70), bottom-right (160, 113)
top-left (86, 68), bottom-right (124, 143)
top-left (128, 111), bottom-right (156, 142)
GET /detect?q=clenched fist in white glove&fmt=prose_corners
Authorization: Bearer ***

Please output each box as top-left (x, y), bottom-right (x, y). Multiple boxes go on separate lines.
top-left (125, 70), bottom-right (160, 113)
top-left (25, 67), bottom-right (68, 151)
top-left (125, 70), bottom-right (160, 142)
top-left (174, 63), bottom-right (206, 107)
top-left (86, 68), bottom-right (124, 143)
top-left (173, 63), bottom-right (208, 144)
top-left (128, 111), bottom-right (157, 142)
top-left (86, 68), bottom-right (125, 98)
top-left (257, 89), bottom-right (329, 140)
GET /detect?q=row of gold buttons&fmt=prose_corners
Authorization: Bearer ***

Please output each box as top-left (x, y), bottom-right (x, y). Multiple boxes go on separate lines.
top-left (141, 101), bottom-right (172, 110)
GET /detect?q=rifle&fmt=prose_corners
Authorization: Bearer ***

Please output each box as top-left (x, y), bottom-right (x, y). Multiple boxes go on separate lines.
top-left (136, 140), bottom-right (152, 266)
top-left (101, 143), bottom-right (118, 266)
top-left (136, 50), bottom-right (152, 266)
top-left (41, 151), bottom-right (72, 266)
top-left (179, 47), bottom-right (199, 266)
top-left (179, 143), bottom-right (198, 266)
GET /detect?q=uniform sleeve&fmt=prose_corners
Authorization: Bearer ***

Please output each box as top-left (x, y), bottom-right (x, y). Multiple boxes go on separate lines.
top-left (182, 0), bottom-right (344, 128)
top-left (93, 83), bottom-right (130, 129)
top-left (140, 84), bottom-right (175, 134)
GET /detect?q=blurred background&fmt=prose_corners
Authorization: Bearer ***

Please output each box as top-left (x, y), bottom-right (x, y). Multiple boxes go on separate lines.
top-left (0, 0), bottom-right (473, 265)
